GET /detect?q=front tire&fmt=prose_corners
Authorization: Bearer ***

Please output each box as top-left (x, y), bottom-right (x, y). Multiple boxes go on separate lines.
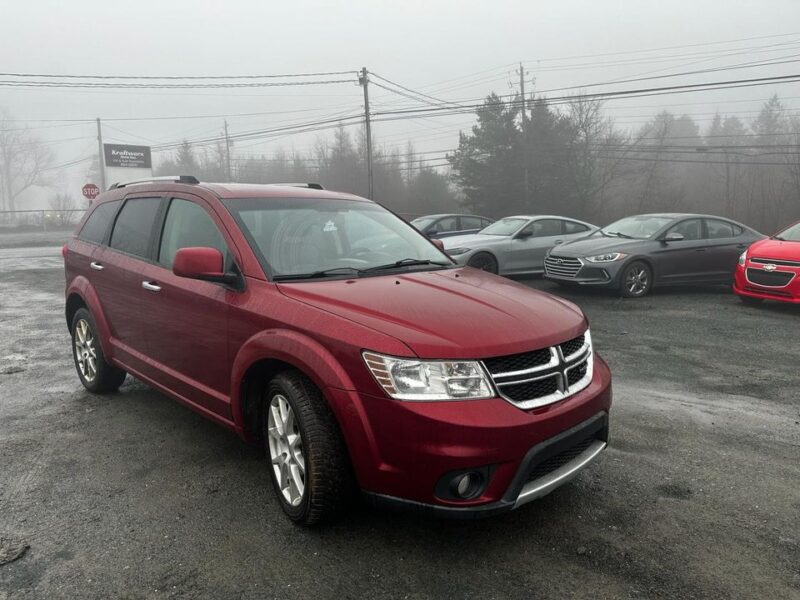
top-left (467, 252), bottom-right (499, 274)
top-left (620, 261), bottom-right (653, 298)
top-left (262, 371), bottom-right (353, 526)
top-left (70, 308), bottom-right (126, 393)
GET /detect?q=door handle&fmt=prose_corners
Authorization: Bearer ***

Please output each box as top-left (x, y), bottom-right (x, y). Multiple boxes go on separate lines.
top-left (695, 248), bottom-right (707, 252)
top-left (141, 281), bottom-right (161, 292)
top-left (90, 261), bottom-right (104, 271)
top-left (554, 240), bottom-right (563, 245)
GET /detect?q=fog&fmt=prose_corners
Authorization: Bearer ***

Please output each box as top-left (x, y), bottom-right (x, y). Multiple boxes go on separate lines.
top-left (1, 0), bottom-right (799, 230)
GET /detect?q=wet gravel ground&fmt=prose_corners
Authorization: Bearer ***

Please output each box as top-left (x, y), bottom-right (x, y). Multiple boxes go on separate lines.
top-left (0, 247), bottom-right (798, 599)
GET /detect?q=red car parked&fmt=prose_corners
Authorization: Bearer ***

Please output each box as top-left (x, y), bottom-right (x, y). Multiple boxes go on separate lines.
top-left (64, 176), bottom-right (612, 525)
top-left (734, 220), bottom-right (800, 304)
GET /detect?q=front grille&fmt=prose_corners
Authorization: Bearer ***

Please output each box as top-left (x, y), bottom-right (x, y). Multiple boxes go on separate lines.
top-left (559, 334), bottom-right (586, 359)
top-left (500, 375), bottom-right (560, 403)
top-left (751, 257), bottom-right (800, 268)
top-left (746, 268), bottom-right (794, 287)
top-left (481, 331), bottom-right (593, 410)
top-left (544, 256), bottom-right (582, 278)
top-left (483, 348), bottom-right (552, 375)
top-left (526, 436), bottom-right (596, 482)
top-left (567, 361), bottom-right (588, 386)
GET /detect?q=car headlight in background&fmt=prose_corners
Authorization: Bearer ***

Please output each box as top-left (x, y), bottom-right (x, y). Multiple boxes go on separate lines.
top-left (584, 252), bottom-right (628, 263)
top-left (738, 250), bottom-right (747, 266)
top-left (363, 352), bottom-right (493, 400)
top-left (445, 247), bottom-right (471, 256)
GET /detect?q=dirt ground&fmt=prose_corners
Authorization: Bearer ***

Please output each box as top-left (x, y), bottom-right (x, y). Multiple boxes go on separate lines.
top-left (1, 245), bottom-right (798, 599)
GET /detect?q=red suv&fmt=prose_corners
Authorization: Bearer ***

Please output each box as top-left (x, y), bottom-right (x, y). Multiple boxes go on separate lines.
top-left (64, 177), bottom-right (612, 525)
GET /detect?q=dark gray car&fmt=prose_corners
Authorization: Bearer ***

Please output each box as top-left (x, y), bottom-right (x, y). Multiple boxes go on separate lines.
top-left (544, 213), bottom-right (765, 297)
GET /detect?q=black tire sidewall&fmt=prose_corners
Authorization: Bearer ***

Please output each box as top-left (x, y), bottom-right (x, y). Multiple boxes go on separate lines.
top-left (468, 252), bottom-right (498, 274)
top-left (620, 261), bottom-right (652, 298)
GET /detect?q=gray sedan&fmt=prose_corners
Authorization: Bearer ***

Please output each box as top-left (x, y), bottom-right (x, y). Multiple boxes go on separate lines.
top-left (543, 213), bottom-right (765, 297)
top-left (442, 215), bottom-right (597, 275)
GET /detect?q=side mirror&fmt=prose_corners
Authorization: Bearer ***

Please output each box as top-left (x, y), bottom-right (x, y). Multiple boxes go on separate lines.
top-left (430, 238), bottom-right (445, 251)
top-left (173, 247), bottom-right (242, 289)
top-left (515, 230), bottom-right (533, 240)
top-left (663, 232), bottom-right (685, 242)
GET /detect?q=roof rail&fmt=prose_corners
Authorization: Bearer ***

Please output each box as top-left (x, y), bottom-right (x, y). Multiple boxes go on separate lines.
top-left (109, 175), bottom-right (199, 190)
top-left (271, 182), bottom-right (324, 190)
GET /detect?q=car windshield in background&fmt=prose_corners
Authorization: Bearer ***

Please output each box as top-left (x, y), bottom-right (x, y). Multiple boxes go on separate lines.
top-left (774, 222), bottom-right (800, 241)
top-left (601, 215), bottom-right (673, 239)
top-left (480, 218), bottom-right (528, 236)
top-left (410, 216), bottom-right (436, 229)
top-left (224, 198), bottom-right (451, 280)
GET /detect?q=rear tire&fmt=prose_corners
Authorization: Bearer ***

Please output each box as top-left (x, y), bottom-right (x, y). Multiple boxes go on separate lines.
top-left (467, 252), bottom-right (499, 274)
top-left (70, 308), bottom-right (126, 393)
top-left (262, 371), bottom-right (354, 526)
top-left (620, 261), bottom-right (653, 298)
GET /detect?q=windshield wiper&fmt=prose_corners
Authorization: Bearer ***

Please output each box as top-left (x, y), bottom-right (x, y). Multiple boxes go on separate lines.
top-left (363, 258), bottom-right (450, 273)
top-left (273, 266), bottom-right (366, 281)
top-left (603, 230), bottom-right (634, 239)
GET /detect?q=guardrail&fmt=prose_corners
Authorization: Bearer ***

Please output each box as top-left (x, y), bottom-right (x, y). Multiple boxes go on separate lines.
top-left (0, 209), bottom-right (85, 232)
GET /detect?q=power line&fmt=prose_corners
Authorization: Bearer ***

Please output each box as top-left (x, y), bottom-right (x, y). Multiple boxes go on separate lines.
top-left (0, 69), bottom-right (356, 80)
top-left (0, 78), bottom-right (357, 90)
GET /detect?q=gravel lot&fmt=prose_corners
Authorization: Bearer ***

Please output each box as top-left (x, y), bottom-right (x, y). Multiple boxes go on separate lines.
top-left (1, 245), bottom-right (798, 600)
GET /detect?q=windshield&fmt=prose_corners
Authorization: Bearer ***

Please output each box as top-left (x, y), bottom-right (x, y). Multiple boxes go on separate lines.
top-left (224, 198), bottom-right (452, 279)
top-left (410, 216), bottom-right (437, 230)
top-left (774, 221), bottom-right (800, 241)
top-left (601, 215), bottom-right (674, 239)
top-left (480, 217), bottom-right (528, 236)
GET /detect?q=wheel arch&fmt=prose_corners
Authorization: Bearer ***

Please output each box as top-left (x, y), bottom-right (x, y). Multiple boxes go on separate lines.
top-left (65, 277), bottom-right (114, 359)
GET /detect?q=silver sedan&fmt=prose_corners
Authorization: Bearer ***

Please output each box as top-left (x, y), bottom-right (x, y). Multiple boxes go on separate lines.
top-left (443, 215), bottom-right (597, 275)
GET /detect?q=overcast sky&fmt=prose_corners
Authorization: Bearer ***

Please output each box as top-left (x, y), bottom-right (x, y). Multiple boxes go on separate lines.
top-left (2, 0), bottom-right (799, 199)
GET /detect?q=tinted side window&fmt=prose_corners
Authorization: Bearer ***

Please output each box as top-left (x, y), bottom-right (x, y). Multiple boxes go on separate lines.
top-left (79, 200), bottom-right (121, 244)
top-left (668, 219), bottom-right (703, 240)
top-left (530, 219), bottom-right (563, 237)
top-left (564, 220), bottom-right (589, 234)
top-left (706, 219), bottom-right (735, 239)
top-left (109, 198), bottom-right (161, 258)
top-left (481, 218), bottom-right (493, 228)
top-left (461, 216), bottom-right (482, 230)
top-left (434, 217), bottom-right (458, 233)
top-left (158, 199), bottom-right (227, 268)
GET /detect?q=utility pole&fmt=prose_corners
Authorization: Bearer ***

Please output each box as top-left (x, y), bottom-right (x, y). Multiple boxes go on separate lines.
top-left (96, 117), bottom-right (106, 191)
top-left (223, 119), bottom-right (232, 181)
top-left (359, 67), bottom-right (374, 199)
top-left (517, 63), bottom-right (529, 206)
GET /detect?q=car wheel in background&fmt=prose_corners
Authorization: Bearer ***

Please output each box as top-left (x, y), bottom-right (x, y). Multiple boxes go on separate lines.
top-left (70, 308), bottom-right (127, 393)
top-left (262, 371), bottom-right (353, 526)
top-left (467, 252), bottom-right (499, 274)
top-left (620, 261), bottom-right (653, 298)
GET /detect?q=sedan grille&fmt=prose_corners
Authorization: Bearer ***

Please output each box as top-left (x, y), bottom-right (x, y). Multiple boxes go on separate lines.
top-left (482, 332), bottom-right (592, 410)
top-left (746, 268), bottom-right (794, 287)
top-left (544, 256), bottom-right (582, 278)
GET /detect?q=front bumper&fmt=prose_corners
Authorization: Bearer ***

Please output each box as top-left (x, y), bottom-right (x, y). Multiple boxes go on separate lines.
top-left (326, 355), bottom-right (612, 516)
top-left (733, 263), bottom-right (800, 303)
top-left (543, 255), bottom-right (626, 287)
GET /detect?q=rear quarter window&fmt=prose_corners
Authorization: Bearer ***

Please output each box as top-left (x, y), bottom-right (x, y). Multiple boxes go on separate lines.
top-left (78, 200), bottom-right (121, 244)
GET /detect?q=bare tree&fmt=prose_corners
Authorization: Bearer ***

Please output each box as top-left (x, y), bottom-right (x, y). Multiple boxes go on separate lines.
top-left (0, 110), bottom-right (54, 211)
top-left (48, 192), bottom-right (78, 226)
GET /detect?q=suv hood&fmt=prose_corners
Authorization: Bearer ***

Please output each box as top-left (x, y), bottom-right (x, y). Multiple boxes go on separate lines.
top-left (277, 268), bottom-right (586, 359)
top-left (748, 238), bottom-right (800, 261)
top-left (550, 234), bottom-right (648, 258)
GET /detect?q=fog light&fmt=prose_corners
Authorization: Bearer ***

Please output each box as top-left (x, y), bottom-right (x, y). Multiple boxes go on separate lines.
top-left (452, 471), bottom-right (483, 499)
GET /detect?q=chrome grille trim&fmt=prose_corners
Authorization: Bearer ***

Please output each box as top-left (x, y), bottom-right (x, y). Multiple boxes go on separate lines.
top-left (745, 267), bottom-right (796, 288)
top-left (482, 331), bottom-right (593, 410)
top-left (544, 256), bottom-right (583, 278)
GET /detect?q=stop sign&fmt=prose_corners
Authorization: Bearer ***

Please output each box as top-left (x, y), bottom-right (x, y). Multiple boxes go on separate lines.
top-left (82, 183), bottom-right (100, 200)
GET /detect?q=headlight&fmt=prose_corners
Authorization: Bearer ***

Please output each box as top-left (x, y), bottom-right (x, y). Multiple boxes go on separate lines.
top-left (363, 352), bottom-right (493, 400)
top-left (584, 252), bottom-right (628, 263)
top-left (738, 250), bottom-right (747, 266)
top-left (446, 247), bottom-right (471, 256)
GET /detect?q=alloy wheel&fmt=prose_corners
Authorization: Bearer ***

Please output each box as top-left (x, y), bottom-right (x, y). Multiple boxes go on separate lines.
top-left (267, 394), bottom-right (306, 507)
top-left (74, 319), bottom-right (97, 382)
top-left (625, 265), bottom-right (650, 296)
